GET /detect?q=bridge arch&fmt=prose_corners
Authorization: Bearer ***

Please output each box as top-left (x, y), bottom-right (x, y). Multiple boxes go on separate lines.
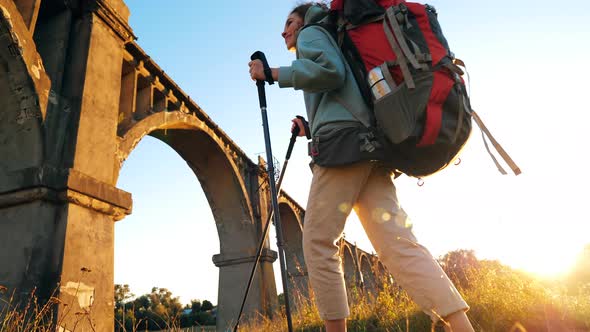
top-left (359, 253), bottom-right (378, 297)
top-left (117, 111), bottom-right (256, 230)
top-left (375, 260), bottom-right (391, 287)
top-left (116, 110), bottom-right (276, 330)
top-left (341, 241), bottom-right (359, 299)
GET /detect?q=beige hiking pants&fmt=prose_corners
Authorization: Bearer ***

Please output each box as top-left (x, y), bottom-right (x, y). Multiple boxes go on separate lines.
top-left (303, 161), bottom-right (468, 321)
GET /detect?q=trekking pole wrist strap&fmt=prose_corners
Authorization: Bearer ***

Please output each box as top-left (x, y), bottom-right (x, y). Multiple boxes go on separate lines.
top-left (264, 67), bottom-right (275, 85)
top-left (296, 115), bottom-right (311, 139)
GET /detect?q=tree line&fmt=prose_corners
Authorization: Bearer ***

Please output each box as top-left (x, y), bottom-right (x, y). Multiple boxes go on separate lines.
top-left (114, 245), bottom-right (590, 331)
top-left (114, 285), bottom-right (215, 331)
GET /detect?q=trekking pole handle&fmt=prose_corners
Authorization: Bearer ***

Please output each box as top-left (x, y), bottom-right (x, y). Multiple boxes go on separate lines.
top-left (296, 115), bottom-right (311, 139)
top-left (250, 51), bottom-right (275, 86)
top-left (286, 116), bottom-right (311, 160)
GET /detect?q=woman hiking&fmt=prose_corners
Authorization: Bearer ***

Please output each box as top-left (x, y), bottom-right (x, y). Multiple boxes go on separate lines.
top-left (248, 2), bottom-right (475, 332)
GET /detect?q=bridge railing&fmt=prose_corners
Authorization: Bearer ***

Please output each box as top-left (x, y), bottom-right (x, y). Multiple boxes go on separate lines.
top-left (117, 41), bottom-right (251, 167)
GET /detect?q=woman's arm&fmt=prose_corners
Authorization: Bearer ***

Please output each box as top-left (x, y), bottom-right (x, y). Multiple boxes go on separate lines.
top-left (248, 27), bottom-right (346, 92)
top-left (278, 26), bottom-right (346, 93)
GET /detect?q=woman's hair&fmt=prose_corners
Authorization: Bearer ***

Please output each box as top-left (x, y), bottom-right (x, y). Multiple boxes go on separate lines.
top-left (290, 1), bottom-right (329, 20)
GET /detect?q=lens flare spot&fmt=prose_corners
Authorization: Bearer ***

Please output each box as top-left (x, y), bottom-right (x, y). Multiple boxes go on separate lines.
top-left (394, 213), bottom-right (413, 229)
top-left (338, 202), bottom-right (351, 214)
top-left (381, 212), bottom-right (391, 222)
top-left (372, 208), bottom-right (389, 224)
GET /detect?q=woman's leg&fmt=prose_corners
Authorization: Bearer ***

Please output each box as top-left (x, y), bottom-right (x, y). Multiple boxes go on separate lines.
top-left (303, 161), bottom-right (374, 330)
top-left (354, 165), bottom-right (472, 327)
top-left (325, 319), bottom-right (347, 332)
top-left (443, 310), bottom-right (475, 332)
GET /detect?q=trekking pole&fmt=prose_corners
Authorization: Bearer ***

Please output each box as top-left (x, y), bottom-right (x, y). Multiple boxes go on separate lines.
top-left (233, 51), bottom-right (295, 332)
top-left (232, 120), bottom-right (301, 332)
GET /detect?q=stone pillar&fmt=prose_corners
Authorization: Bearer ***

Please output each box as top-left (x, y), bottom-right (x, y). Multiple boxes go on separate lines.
top-left (213, 248), bottom-right (278, 332)
top-left (287, 270), bottom-right (310, 310)
top-left (0, 168), bottom-right (132, 331)
top-left (51, 2), bottom-right (134, 330)
top-left (0, 1), bottom-right (134, 331)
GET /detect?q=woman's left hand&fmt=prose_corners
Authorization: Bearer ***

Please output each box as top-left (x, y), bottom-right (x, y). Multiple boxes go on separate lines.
top-left (248, 60), bottom-right (265, 81)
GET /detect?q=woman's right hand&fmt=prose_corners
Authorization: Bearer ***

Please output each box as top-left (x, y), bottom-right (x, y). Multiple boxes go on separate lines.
top-left (248, 59), bottom-right (266, 81)
top-left (248, 60), bottom-right (279, 82)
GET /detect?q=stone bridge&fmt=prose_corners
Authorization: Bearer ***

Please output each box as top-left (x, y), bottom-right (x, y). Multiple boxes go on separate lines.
top-left (0, 1), bottom-right (391, 331)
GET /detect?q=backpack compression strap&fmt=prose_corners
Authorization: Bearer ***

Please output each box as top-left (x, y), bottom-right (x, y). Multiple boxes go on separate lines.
top-left (383, 14), bottom-right (415, 89)
top-left (455, 63), bottom-right (521, 176)
top-left (470, 110), bottom-right (521, 176)
top-left (385, 6), bottom-right (421, 70)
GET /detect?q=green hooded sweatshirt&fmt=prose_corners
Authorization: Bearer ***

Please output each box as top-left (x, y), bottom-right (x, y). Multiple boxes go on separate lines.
top-left (277, 6), bottom-right (372, 137)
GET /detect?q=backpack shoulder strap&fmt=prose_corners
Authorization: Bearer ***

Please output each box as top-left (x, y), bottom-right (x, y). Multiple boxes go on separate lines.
top-left (302, 16), bottom-right (376, 129)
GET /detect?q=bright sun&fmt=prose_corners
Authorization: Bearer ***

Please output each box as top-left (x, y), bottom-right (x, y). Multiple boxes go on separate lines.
top-left (481, 245), bottom-right (578, 278)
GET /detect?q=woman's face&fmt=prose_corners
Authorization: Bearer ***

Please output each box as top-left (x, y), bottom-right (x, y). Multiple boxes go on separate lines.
top-left (282, 13), bottom-right (304, 51)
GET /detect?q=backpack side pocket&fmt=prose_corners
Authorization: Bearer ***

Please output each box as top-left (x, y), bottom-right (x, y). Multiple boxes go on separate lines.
top-left (374, 71), bottom-right (432, 144)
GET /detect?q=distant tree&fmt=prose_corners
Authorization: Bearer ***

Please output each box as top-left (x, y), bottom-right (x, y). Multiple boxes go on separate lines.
top-left (147, 287), bottom-right (183, 317)
top-left (191, 299), bottom-right (202, 313)
top-left (133, 294), bottom-right (150, 310)
top-left (201, 300), bottom-right (213, 311)
top-left (438, 249), bottom-right (480, 289)
top-left (114, 284), bottom-right (135, 332)
top-left (195, 311), bottom-right (216, 325)
top-left (114, 284), bottom-right (134, 309)
top-left (114, 286), bottom-right (216, 330)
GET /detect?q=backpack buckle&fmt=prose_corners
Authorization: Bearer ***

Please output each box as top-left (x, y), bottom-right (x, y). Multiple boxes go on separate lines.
top-left (359, 131), bottom-right (381, 153)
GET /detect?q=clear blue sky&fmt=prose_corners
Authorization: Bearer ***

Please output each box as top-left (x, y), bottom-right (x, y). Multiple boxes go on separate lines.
top-left (115, 0), bottom-right (590, 305)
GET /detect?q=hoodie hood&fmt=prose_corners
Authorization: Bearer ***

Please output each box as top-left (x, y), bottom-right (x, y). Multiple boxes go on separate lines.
top-left (303, 5), bottom-right (329, 25)
top-left (292, 5), bottom-right (329, 49)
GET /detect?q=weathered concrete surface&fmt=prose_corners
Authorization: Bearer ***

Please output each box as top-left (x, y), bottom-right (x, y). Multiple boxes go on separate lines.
top-left (62, 12), bottom-right (126, 184)
top-left (0, 0), bottom-right (50, 174)
top-left (45, 1), bottom-right (132, 329)
top-left (0, 1), bottom-right (132, 331)
top-left (55, 203), bottom-right (116, 332)
top-left (342, 243), bottom-right (360, 300)
top-left (13, 0), bottom-right (41, 31)
top-left (34, 9), bottom-right (74, 167)
top-left (359, 254), bottom-right (378, 297)
top-left (0, 166), bottom-right (131, 332)
top-left (0, 200), bottom-right (59, 295)
top-left (0, 167), bottom-right (132, 217)
top-left (279, 195), bottom-right (310, 310)
top-left (213, 249), bottom-right (278, 330)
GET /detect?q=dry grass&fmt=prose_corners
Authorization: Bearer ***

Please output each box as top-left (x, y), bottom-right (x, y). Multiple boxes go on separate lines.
top-left (2, 263), bottom-right (589, 332)
top-left (0, 286), bottom-right (58, 332)
top-left (240, 266), bottom-right (590, 332)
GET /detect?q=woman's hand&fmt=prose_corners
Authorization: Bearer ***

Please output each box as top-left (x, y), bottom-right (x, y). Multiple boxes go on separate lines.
top-left (291, 117), bottom-right (307, 137)
top-left (248, 59), bottom-right (265, 81)
top-left (248, 60), bottom-right (279, 82)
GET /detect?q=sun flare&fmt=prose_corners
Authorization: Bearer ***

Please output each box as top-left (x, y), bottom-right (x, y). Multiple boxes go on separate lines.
top-left (479, 244), bottom-right (579, 278)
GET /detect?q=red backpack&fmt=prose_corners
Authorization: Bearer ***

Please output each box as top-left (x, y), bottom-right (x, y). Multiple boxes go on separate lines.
top-left (324, 0), bottom-right (520, 177)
